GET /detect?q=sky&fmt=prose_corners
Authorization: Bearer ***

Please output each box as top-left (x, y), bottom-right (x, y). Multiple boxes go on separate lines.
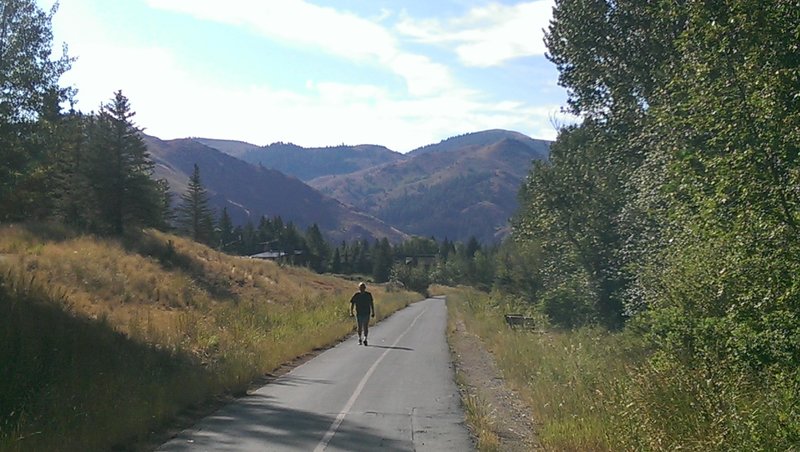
top-left (38, 0), bottom-right (570, 152)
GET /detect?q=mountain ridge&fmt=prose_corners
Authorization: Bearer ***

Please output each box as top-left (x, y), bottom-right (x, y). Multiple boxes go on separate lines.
top-left (309, 133), bottom-right (551, 242)
top-left (145, 135), bottom-right (409, 244)
top-left (150, 129), bottom-right (551, 243)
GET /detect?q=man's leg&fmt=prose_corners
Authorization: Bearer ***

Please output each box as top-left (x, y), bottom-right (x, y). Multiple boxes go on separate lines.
top-left (363, 319), bottom-right (369, 346)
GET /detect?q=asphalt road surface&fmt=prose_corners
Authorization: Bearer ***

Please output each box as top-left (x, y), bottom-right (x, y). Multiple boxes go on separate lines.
top-left (157, 296), bottom-right (473, 451)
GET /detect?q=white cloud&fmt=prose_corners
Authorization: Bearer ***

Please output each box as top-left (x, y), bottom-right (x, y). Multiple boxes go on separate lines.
top-left (47, 0), bottom-right (567, 152)
top-left (146, 0), bottom-right (455, 96)
top-left (62, 41), bottom-right (564, 151)
top-left (397, 1), bottom-right (553, 67)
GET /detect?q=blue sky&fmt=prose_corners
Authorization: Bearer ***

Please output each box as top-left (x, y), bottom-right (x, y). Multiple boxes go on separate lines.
top-left (40, 0), bottom-right (570, 152)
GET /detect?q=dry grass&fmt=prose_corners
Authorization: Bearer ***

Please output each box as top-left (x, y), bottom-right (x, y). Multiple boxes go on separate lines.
top-left (445, 296), bottom-right (502, 452)
top-left (438, 285), bottom-right (800, 452)
top-left (435, 285), bottom-right (646, 451)
top-left (0, 223), bottom-right (419, 451)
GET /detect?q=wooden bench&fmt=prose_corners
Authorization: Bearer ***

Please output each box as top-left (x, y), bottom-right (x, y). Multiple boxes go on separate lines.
top-left (504, 314), bottom-right (536, 330)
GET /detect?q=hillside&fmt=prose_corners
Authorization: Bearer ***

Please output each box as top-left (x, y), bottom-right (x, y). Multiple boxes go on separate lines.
top-left (145, 135), bottom-right (409, 244)
top-left (0, 224), bottom-right (419, 451)
top-left (408, 129), bottom-right (548, 157)
top-left (236, 142), bottom-right (406, 182)
top-left (310, 133), bottom-right (551, 242)
top-left (192, 138), bottom-right (262, 158)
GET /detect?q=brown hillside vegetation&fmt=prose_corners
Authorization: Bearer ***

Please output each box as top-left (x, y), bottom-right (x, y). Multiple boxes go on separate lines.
top-left (310, 137), bottom-right (549, 242)
top-left (0, 224), bottom-right (419, 451)
top-left (145, 135), bottom-right (409, 243)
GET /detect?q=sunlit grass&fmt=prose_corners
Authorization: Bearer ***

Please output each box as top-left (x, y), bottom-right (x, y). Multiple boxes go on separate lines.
top-left (0, 223), bottom-right (419, 451)
top-left (437, 285), bottom-right (643, 451)
top-left (437, 285), bottom-right (800, 451)
top-left (445, 295), bottom-right (502, 452)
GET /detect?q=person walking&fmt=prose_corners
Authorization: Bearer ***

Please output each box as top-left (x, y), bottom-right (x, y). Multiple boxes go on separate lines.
top-left (350, 282), bottom-right (375, 346)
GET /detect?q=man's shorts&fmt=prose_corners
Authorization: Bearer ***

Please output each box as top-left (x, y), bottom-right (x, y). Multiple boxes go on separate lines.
top-left (356, 315), bottom-right (370, 328)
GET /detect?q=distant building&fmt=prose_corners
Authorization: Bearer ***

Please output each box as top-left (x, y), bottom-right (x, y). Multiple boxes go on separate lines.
top-left (250, 250), bottom-right (304, 261)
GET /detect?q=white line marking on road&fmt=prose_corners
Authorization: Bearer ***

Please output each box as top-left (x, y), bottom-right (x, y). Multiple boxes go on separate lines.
top-left (314, 305), bottom-right (429, 452)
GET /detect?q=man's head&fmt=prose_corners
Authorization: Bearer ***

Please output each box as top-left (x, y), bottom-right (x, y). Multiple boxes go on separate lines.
top-left (358, 282), bottom-right (366, 292)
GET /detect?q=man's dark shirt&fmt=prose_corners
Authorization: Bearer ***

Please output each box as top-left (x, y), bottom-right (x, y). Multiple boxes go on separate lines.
top-left (350, 291), bottom-right (374, 316)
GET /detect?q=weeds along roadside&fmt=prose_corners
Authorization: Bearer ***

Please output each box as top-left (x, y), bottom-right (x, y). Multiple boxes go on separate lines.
top-left (439, 285), bottom-right (800, 451)
top-left (0, 224), bottom-right (419, 452)
top-left (438, 284), bottom-right (645, 451)
top-left (444, 286), bottom-right (501, 452)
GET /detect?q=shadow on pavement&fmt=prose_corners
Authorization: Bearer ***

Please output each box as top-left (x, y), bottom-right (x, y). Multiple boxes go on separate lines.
top-left (266, 375), bottom-right (334, 387)
top-left (157, 394), bottom-right (412, 452)
top-left (367, 345), bottom-right (414, 351)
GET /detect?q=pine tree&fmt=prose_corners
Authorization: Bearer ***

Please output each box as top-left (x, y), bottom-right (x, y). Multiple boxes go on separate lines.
top-left (330, 247), bottom-right (342, 274)
top-left (372, 238), bottom-right (393, 283)
top-left (239, 221), bottom-right (257, 255)
top-left (217, 207), bottom-right (235, 251)
top-left (55, 111), bottom-right (87, 225)
top-left (86, 91), bottom-right (162, 234)
top-left (175, 163), bottom-right (216, 245)
top-left (305, 223), bottom-right (329, 273)
top-left (155, 178), bottom-right (174, 231)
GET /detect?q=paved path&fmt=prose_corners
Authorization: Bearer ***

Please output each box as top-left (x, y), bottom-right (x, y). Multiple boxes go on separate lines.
top-left (158, 296), bottom-right (473, 451)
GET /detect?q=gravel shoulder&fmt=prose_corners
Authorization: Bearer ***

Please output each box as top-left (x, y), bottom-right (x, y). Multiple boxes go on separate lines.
top-left (449, 317), bottom-right (540, 451)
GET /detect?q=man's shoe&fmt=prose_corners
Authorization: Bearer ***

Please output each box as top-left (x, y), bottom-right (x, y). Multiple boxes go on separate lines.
top-left (363, 339), bottom-right (368, 346)
top-left (358, 338), bottom-right (363, 345)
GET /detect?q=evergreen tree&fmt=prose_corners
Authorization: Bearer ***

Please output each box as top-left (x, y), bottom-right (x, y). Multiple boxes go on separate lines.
top-left (217, 207), bottom-right (236, 251)
top-left (282, 222), bottom-right (303, 253)
top-left (340, 241), bottom-right (351, 273)
top-left (175, 164), bottom-right (216, 245)
top-left (440, 237), bottom-right (455, 260)
top-left (257, 216), bottom-right (272, 246)
top-left (50, 110), bottom-right (92, 226)
top-left (305, 223), bottom-right (330, 273)
top-left (86, 91), bottom-right (162, 234)
top-left (372, 237), bottom-right (394, 283)
top-left (356, 239), bottom-right (371, 275)
top-left (239, 221), bottom-right (257, 255)
top-left (155, 178), bottom-right (174, 231)
top-left (330, 247), bottom-right (342, 274)
top-left (464, 236), bottom-right (481, 259)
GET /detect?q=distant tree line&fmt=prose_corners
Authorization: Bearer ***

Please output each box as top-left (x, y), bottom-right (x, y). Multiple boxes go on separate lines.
top-left (206, 196), bottom-right (498, 293)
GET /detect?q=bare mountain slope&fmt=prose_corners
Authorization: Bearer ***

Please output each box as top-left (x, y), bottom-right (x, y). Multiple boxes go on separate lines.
top-left (236, 142), bottom-right (407, 182)
top-left (408, 129), bottom-right (548, 157)
top-left (145, 136), bottom-right (408, 243)
top-left (310, 133), bottom-right (550, 242)
top-left (192, 138), bottom-right (262, 158)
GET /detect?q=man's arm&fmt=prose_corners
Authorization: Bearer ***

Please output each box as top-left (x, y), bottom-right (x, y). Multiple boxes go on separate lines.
top-left (350, 293), bottom-right (356, 316)
top-left (370, 294), bottom-right (375, 317)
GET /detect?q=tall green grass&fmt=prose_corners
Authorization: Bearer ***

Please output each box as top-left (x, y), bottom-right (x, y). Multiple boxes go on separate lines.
top-left (0, 224), bottom-right (419, 451)
top-left (439, 286), bottom-right (799, 451)
top-left (440, 286), bottom-right (640, 450)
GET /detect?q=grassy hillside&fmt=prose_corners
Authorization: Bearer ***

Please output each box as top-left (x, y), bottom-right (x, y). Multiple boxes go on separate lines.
top-left (0, 224), bottom-right (419, 451)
